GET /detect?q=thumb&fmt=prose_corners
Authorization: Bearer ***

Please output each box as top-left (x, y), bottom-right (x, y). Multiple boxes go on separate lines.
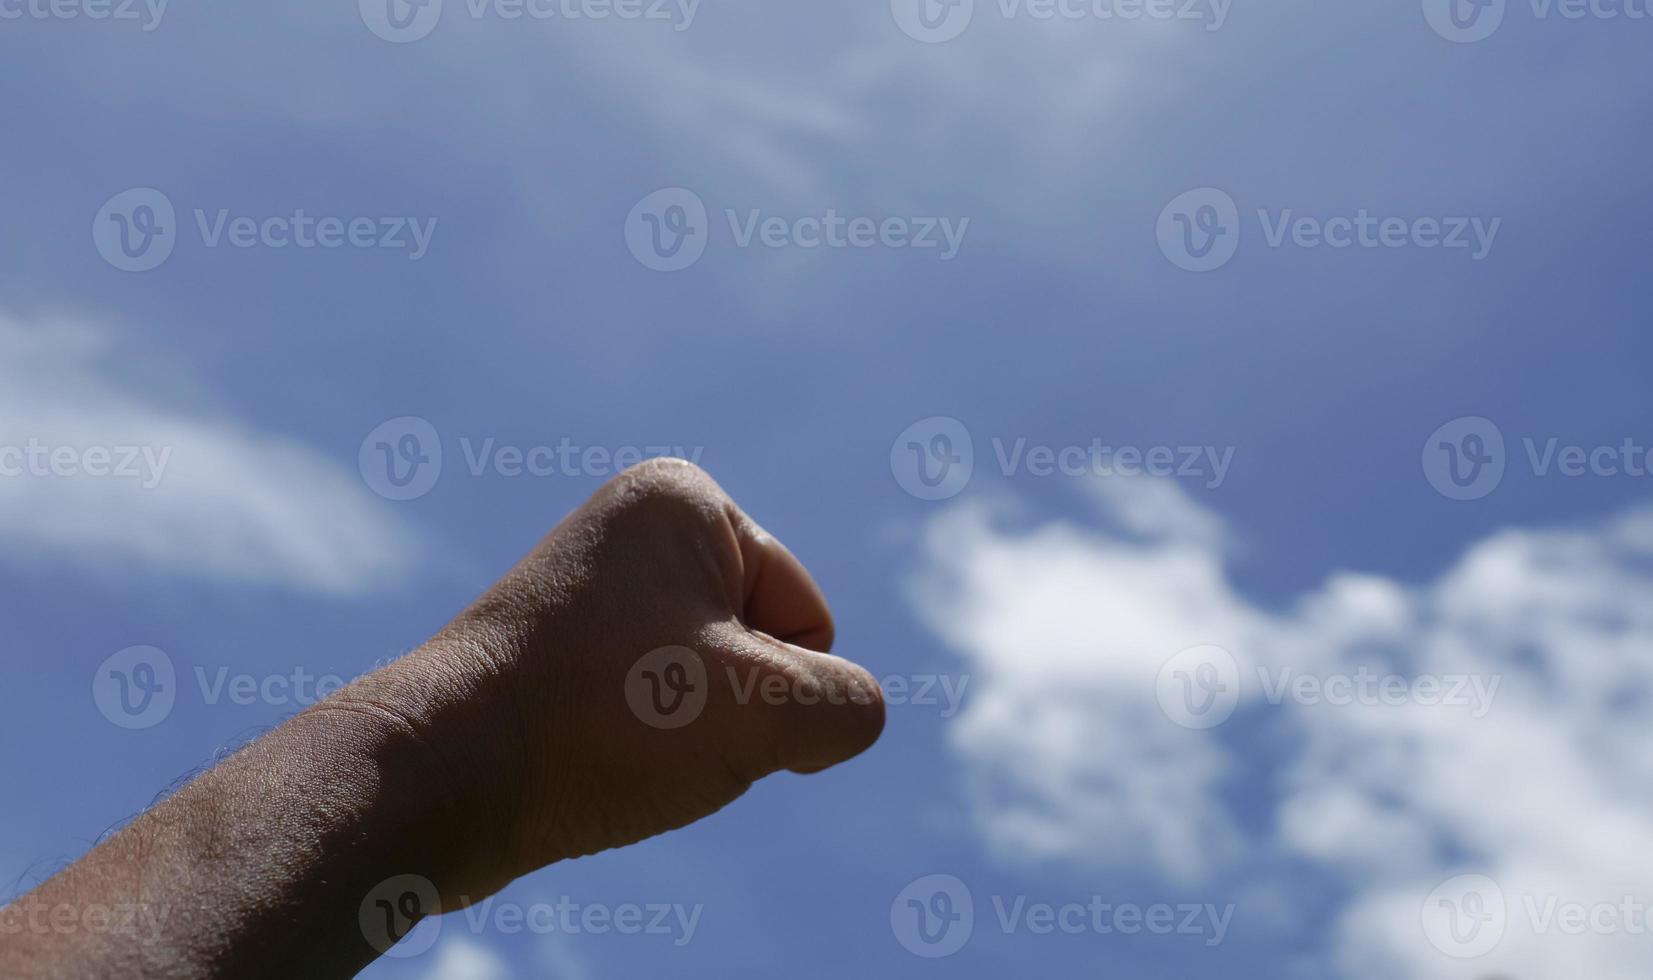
top-left (703, 622), bottom-right (886, 778)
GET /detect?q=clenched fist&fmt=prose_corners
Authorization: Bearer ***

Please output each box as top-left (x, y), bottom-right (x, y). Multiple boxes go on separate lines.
top-left (358, 458), bottom-right (887, 897)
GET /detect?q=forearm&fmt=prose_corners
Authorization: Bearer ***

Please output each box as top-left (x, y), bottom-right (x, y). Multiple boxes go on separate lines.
top-left (0, 648), bottom-right (503, 979)
top-left (0, 461), bottom-right (883, 978)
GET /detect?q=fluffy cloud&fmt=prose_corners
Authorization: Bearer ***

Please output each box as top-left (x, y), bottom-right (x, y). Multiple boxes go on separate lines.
top-left (910, 476), bottom-right (1653, 978)
top-left (0, 313), bottom-right (416, 594)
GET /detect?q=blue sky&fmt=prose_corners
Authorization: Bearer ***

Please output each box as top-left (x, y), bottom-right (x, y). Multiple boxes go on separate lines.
top-left (3, 0), bottom-right (1653, 976)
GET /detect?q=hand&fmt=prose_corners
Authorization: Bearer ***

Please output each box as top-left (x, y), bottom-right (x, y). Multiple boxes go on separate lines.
top-left (338, 458), bottom-right (886, 902)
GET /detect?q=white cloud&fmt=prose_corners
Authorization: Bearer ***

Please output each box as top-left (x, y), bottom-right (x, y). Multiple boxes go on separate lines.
top-left (0, 313), bottom-right (416, 594)
top-left (908, 489), bottom-right (1264, 881)
top-left (910, 476), bottom-right (1653, 978)
top-left (420, 937), bottom-right (511, 980)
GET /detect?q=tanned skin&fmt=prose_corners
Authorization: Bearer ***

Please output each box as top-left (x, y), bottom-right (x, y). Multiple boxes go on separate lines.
top-left (0, 459), bottom-right (885, 978)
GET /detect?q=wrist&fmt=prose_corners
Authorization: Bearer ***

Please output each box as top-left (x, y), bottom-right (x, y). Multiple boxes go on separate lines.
top-left (294, 645), bottom-right (527, 902)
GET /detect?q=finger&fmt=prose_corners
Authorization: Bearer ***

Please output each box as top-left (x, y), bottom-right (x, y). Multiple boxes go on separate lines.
top-left (708, 624), bottom-right (885, 778)
top-left (728, 509), bottom-right (835, 653)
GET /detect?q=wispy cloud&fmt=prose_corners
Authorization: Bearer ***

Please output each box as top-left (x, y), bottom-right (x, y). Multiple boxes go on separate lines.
top-left (556, 1), bottom-right (1193, 207)
top-left (0, 313), bottom-right (417, 595)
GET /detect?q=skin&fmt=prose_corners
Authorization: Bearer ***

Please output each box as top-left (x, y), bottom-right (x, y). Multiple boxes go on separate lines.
top-left (0, 459), bottom-right (885, 978)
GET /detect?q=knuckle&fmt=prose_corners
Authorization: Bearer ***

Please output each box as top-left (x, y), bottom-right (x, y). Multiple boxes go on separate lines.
top-left (601, 458), bottom-right (733, 540)
top-left (619, 456), bottom-right (720, 503)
